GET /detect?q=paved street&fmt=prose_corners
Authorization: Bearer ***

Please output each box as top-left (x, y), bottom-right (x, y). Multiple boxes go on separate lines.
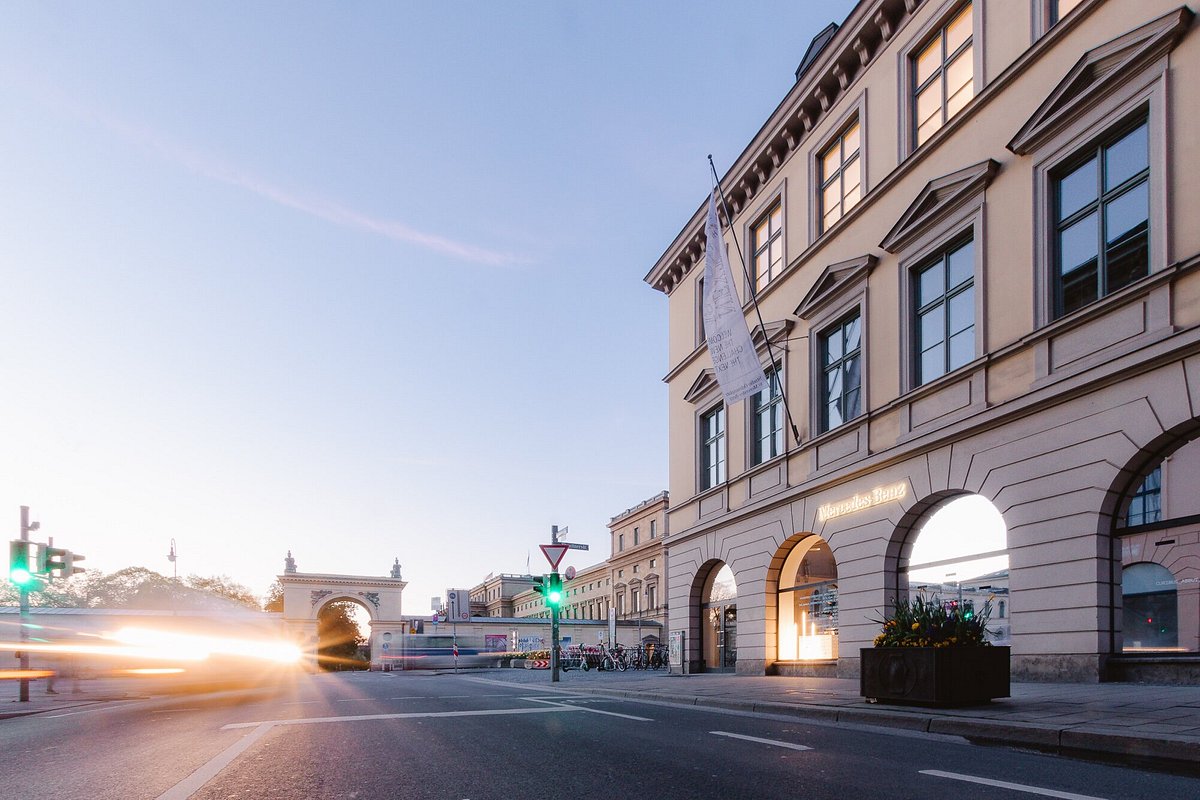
top-left (2, 670), bottom-right (1199, 800)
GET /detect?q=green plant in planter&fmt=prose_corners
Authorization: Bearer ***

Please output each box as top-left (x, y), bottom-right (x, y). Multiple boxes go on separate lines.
top-left (873, 593), bottom-right (994, 648)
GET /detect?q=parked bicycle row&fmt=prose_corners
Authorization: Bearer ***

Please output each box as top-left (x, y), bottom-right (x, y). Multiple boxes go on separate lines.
top-left (557, 643), bottom-right (667, 672)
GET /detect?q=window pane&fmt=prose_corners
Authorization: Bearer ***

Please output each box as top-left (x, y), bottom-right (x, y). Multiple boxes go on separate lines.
top-left (843, 315), bottom-right (861, 353)
top-left (844, 385), bottom-right (861, 420)
top-left (921, 342), bottom-right (946, 383)
top-left (844, 353), bottom-right (861, 397)
top-left (916, 81), bottom-right (942, 129)
top-left (1058, 158), bottom-right (1097, 221)
top-left (824, 329), bottom-right (843, 364)
top-left (915, 35), bottom-right (942, 87)
top-left (844, 182), bottom-right (861, 213)
top-left (827, 399), bottom-right (843, 429)
top-left (1105, 181), bottom-right (1149, 248)
top-left (770, 205), bottom-right (783, 232)
top-left (843, 122), bottom-right (860, 157)
top-left (1105, 182), bottom-right (1149, 293)
top-left (918, 263), bottom-right (945, 308)
top-left (945, 47), bottom-right (974, 119)
top-left (826, 365), bottom-right (843, 401)
top-left (949, 285), bottom-right (974, 335)
top-left (1061, 259), bottom-right (1098, 314)
top-left (769, 239), bottom-right (783, 274)
top-left (920, 304), bottom-right (945, 351)
top-left (823, 181), bottom-right (842, 225)
top-left (1105, 122), bottom-right (1148, 191)
top-left (949, 327), bottom-right (974, 370)
top-left (755, 251), bottom-right (769, 288)
top-left (948, 240), bottom-right (973, 288)
top-left (822, 143), bottom-right (842, 178)
top-left (823, 207), bottom-right (840, 233)
top-left (1059, 212), bottom-right (1099, 275)
top-left (945, 3), bottom-right (973, 55)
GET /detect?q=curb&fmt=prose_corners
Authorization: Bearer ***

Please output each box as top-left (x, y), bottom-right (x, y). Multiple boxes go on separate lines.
top-left (560, 685), bottom-right (1200, 769)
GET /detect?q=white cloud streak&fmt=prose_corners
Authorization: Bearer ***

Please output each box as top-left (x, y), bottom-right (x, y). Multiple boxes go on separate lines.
top-left (27, 79), bottom-right (527, 267)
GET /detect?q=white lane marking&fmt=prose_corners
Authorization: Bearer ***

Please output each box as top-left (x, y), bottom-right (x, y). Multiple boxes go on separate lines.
top-left (151, 708), bottom-right (201, 713)
top-left (156, 722), bottom-right (273, 800)
top-left (42, 701), bottom-right (145, 719)
top-left (522, 696), bottom-right (653, 722)
top-left (920, 770), bottom-right (1110, 800)
top-left (711, 731), bottom-right (812, 751)
top-left (220, 705), bottom-right (586, 730)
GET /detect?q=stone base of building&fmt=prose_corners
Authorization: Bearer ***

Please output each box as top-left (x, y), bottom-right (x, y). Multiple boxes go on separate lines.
top-left (768, 659), bottom-right (838, 677)
top-left (1105, 654), bottom-right (1200, 684)
top-left (735, 659), bottom-right (767, 676)
top-left (1010, 653), bottom-right (1108, 683)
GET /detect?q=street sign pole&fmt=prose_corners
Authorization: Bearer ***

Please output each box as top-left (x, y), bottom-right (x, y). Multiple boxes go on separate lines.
top-left (551, 575), bottom-right (560, 684)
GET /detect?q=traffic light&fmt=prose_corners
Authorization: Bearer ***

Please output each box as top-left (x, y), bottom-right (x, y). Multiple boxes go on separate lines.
top-left (8, 540), bottom-right (40, 589)
top-left (44, 546), bottom-right (86, 579)
top-left (546, 573), bottom-right (563, 610)
top-left (532, 575), bottom-right (546, 599)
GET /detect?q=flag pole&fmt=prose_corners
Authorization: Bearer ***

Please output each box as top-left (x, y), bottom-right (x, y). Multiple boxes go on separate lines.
top-left (707, 155), bottom-right (802, 445)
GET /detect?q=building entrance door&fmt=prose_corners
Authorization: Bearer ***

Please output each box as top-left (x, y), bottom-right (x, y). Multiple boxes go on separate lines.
top-left (703, 602), bottom-right (737, 671)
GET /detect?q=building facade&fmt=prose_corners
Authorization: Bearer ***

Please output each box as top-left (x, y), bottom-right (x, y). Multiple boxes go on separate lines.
top-left (608, 492), bottom-right (669, 641)
top-left (645, 0), bottom-right (1200, 681)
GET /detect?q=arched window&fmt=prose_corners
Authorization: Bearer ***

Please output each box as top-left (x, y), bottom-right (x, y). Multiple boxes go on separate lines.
top-left (1122, 562), bottom-right (1178, 650)
top-left (903, 494), bottom-right (1009, 645)
top-left (777, 537), bottom-right (838, 660)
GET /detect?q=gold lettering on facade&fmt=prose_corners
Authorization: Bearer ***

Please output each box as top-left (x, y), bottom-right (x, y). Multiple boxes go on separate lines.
top-left (816, 482), bottom-right (908, 522)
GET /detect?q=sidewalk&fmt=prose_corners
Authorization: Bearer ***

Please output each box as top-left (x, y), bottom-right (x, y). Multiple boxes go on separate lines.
top-left (477, 667), bottom-right (1200, 769)
top-left (0, 676), bottom-right (144, 719)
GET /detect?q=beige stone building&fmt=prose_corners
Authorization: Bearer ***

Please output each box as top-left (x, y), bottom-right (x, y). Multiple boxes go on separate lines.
top-left (645, 0), bottom-right (1200, 681)
top-left (607, 492), bottom-right (669, 641)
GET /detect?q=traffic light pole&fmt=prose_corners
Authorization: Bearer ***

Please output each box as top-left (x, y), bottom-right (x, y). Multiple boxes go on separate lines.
top-left (17, 506), bottom-right (32, 702)
top-left (551, 590), bottom-right (560, 684)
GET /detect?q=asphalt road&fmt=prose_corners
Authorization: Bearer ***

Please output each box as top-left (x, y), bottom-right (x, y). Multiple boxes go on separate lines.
top-left (2, 670), bottom-right (1198, 800)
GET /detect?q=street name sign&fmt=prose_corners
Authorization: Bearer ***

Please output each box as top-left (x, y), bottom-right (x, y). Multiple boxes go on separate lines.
top-left (562, 542), bottom-right (589, 551)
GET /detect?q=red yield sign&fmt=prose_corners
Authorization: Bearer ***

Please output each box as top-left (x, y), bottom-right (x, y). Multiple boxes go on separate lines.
top-left (539, 544), bottom-right (569, 570)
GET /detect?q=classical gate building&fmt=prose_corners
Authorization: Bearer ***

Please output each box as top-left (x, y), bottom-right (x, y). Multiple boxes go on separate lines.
top-left (645, 0), bottom-right (1200, 681)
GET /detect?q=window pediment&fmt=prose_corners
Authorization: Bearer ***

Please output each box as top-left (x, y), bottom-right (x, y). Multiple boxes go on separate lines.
top-left (1008, 7), bottom-right (1193, 155)
top-left (879, 159), bottom-right (999, 254)
top-left (683, 368), bottom-right (717, 404)
top-left (794, 254), bottom-right (877, 320)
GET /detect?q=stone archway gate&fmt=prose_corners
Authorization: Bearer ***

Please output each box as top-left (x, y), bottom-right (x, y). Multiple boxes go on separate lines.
top-left (278, 555), bottom-right (407, 669)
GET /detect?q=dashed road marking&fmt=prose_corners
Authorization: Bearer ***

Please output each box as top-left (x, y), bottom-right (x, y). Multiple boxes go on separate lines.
top-left (711, 731), bottom-right (812, 751)
top-left (920, 770), bottom-right (1110, 800)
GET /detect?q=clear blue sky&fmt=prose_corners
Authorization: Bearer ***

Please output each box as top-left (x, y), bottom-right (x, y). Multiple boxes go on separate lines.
top-left (0, 1), bottom-right (858, 613)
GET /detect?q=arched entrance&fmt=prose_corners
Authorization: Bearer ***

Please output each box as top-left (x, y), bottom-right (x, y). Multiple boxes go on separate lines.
top-left (700, 563), bottom-right (737, 672)
top-left (276, 553), bottom-right (407, 670)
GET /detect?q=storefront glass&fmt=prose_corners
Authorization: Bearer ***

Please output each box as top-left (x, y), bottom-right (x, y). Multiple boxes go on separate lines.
top-left (777, 536), bottom-right (838, 660)
top-left (701, 564), bottom-right (737, 671)
top-left (903, 494), bottom-right (1010, 645)
top-left (1122, 562), bottom-right (1179, 650)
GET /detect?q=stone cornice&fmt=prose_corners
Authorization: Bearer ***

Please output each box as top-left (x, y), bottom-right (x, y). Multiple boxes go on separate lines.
top-left (646, 0), bottom-right (925, 295)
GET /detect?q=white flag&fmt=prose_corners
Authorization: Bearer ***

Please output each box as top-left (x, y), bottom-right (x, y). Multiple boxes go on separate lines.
top-left (702, 191), bottom-right (767, 406)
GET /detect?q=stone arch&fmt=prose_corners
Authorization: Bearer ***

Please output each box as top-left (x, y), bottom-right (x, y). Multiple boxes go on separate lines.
top-left (277, 559), bottom-right (407, 670)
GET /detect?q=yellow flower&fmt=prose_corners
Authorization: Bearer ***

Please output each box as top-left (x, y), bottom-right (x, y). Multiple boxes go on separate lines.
top-left (911, 622), bottom-right (920, 631)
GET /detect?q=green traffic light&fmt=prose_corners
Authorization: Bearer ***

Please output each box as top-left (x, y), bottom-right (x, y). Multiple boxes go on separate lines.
top-left (548, 589), bottom-right (562, 605)
top-left (10, 566), bottom-right (35, 587)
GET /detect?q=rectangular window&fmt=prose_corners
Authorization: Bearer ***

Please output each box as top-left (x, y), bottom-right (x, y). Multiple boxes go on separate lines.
top-left (648, 585), bottom-right (657, 609)
top-left (650, 519), bottom-right (657, 539)
top-left (819, 119), bottom-right (862, 233)
top-left (633, 526), bottom-right (640, 546)
top-left (820, 314), bottom-right (862, 432)
top-left (1053, 118), bottom-right (1149, 317)
top-left (751, 202), bottom-right (784, 292)
top-left (700, 404), bottom-right (726, 489)
top-left (650, 558), bottom-right (656, 569)
top-left (915, 237), bottom-right (975, 384)
top-left (751, 364), bottom-right (784, 464)
top-left (913, 2), bottom-right (974, 147)
top-left (618, 534), bottom-right (625, 552)
top-left (1127, 466), bottom-right (1162, 526)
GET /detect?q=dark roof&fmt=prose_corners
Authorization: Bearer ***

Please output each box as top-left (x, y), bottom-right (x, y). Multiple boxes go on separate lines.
top-left (796, 22), bottom-right (839, 82)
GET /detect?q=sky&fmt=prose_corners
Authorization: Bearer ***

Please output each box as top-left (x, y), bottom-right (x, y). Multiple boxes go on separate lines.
top-left (0, 1), bottom-right (859, 616)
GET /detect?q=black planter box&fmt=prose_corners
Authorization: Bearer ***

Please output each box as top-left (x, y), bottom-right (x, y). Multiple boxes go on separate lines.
top-left (860, 646), bottom-right (1010, 707)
